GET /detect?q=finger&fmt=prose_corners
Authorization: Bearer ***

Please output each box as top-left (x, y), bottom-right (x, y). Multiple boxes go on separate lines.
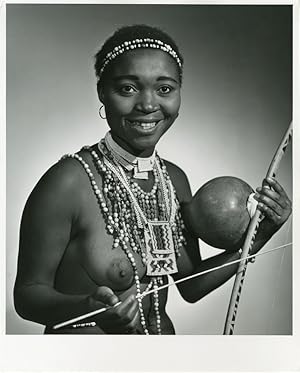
top-left (255, 187), bottom-right (288, 209)
top-left (113, 295), bottom-right (139, 324)
top-left (93, 286), bottom-right (119, 306)
top-left (255, 193), bottom-right (283, 216)
top-left (257, 202), bottom-right (281, 223)
top-left (100, 294), bottom-right (137, 326)
top-left (263, 177), bottom-right (290, 202)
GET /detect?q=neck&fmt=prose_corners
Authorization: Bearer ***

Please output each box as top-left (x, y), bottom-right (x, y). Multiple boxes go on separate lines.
top-left (111, 133), bottom-right (155, 158)
top-left (103, 132), bottom-right (156, 180)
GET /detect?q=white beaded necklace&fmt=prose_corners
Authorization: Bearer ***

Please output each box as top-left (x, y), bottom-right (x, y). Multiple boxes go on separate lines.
top-left (62, 138), bottom-right (186, 334)
top-left (104, 132), bottom-right (155, 180)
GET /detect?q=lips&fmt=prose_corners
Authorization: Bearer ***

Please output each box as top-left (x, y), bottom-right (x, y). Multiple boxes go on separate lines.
top-left (125, 119), bottom-right (162, 131)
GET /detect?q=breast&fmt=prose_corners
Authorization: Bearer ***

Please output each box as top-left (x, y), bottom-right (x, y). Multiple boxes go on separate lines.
top-left (105, 255), bottom-right (135, 290)
top-left (59, 162), bottom-right (147, 293)
top-left (73, 226), bottom-right (147, 292)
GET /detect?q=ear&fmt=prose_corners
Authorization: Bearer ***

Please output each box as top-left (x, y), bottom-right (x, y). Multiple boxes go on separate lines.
top-left (97, 82), bottom-right (105, 104)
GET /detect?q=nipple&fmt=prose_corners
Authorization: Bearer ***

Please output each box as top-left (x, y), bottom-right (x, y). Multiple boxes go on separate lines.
top-left (107, 257), bottom-right (134, 290)
top-left (119, 259), bottom-right (129, 277)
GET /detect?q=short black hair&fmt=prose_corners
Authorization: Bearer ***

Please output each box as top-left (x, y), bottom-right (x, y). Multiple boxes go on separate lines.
top-left (94, 24), bottom-right (184, 90)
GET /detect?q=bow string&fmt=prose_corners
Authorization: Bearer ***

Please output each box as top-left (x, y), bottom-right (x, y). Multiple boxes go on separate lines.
top-left (223, 121), bottom-right (293, 335)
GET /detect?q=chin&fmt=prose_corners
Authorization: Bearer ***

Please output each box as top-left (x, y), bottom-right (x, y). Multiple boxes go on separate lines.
top-left (131, 134), bottom-right (162, 152)
top-left (137, 125), bottom-right (172, 149)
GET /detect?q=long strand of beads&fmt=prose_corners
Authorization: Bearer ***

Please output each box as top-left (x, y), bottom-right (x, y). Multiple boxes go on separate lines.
top-left (119, 240), bottom-right (150, 335)
top-left (155, 159), bottom-right (171, 217)
top-left (152, 278), bottom-right (161, 334)
top-left (156, 156), bottom-right (186, 256)
top-left (61, 153), bottom-right (110, 220)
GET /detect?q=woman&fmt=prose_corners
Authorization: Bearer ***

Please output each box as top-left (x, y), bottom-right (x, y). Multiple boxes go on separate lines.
top-left (14, 24), bottom-right (292, 334)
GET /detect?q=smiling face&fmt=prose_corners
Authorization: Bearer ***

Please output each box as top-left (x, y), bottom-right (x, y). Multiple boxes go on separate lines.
top-left (99, 49), bottom-right (181, 156)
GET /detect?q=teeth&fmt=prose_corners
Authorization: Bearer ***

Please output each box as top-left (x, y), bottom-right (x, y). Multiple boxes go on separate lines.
top-left (140, 122), bottom-right (156, 129)
top-left (128, 121), bottom-right (157, 129)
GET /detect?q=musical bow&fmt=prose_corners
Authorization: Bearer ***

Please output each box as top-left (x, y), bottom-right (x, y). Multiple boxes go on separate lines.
top-left (223, 121), bottom-right (293, 335)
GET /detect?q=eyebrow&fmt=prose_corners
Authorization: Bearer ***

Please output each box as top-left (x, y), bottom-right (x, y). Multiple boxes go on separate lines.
top-left (113, 75), bottom-right (179, 84)
top-left (157, 76), bottom-right (179, 84)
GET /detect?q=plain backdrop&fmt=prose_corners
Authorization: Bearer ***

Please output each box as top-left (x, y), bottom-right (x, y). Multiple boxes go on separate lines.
top-left (6, 4), bottom-right (292, 336)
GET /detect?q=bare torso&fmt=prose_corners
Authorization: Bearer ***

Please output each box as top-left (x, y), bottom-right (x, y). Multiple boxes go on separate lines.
top-left (45, 145), bottom-right (176, 334)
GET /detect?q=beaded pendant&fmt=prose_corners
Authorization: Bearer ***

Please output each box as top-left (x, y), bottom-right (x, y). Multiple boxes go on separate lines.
top-left (145, 221), bottom-right (178, 276)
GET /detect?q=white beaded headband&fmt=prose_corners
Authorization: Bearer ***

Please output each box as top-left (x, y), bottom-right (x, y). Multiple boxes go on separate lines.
top-left (98, 38), bottom-right (182, 80)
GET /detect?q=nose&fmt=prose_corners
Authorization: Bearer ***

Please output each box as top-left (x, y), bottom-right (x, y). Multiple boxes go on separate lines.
top-left (135, 90), bottom-right (159, 113)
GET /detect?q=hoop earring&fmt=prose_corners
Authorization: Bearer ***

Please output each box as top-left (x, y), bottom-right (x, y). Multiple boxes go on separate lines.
top-left (99, 105), bottom-right (106, 120)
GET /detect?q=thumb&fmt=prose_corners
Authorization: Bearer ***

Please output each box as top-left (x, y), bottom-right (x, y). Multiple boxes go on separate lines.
top-left (92, 286), bottom-right (119, 306)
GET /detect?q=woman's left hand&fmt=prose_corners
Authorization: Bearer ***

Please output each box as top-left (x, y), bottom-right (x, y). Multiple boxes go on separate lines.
top-left (254, 177), bottom-right (292, 235)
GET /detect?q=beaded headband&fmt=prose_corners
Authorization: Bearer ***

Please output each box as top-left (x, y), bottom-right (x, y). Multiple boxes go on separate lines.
top-left (99, 38), bottom-right (182, 81)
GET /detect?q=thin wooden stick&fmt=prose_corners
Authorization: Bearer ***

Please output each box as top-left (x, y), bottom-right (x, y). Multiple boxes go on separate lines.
top-left (52, 243), bottom-right (291, 330)
top-left (223, 121), bottom-right (293, 335)
top-left (138, 243), bottom-right (291, 300)
top-left (52, 301), bottom-right (122, 330)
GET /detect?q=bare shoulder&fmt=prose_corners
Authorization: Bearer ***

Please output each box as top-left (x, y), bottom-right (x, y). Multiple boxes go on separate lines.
top-left (29, 156), bottom-right (81, 195)
top-left (163, 159), bottom-right (192, 204)
top-left (24, 151), bottom-right (92, 219)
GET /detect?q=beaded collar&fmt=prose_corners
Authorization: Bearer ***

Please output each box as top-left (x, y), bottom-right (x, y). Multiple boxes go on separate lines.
top-left (103, 132), bottom-right (155, 180)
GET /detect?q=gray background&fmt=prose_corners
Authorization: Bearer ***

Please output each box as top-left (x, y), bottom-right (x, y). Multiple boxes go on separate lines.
top-left (6, 4), bottom-right (292, 335)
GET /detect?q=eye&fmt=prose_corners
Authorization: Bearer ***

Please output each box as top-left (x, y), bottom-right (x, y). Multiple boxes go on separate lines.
top-left (157, 85), bottom-right (173, 95)
top-left (119, 85), bottom-right (137, 95)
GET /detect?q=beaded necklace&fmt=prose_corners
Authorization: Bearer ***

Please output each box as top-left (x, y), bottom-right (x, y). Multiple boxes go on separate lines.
top-left (105, 132), bottom-right (155, 179)
top-left (62, 137), bottom-right (186, 334)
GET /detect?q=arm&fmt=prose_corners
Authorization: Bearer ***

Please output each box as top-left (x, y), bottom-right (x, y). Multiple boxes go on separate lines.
top-left (165, 162), bottom-right (291, 303)
top-left (14, 158), bottom-right (92, 326)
